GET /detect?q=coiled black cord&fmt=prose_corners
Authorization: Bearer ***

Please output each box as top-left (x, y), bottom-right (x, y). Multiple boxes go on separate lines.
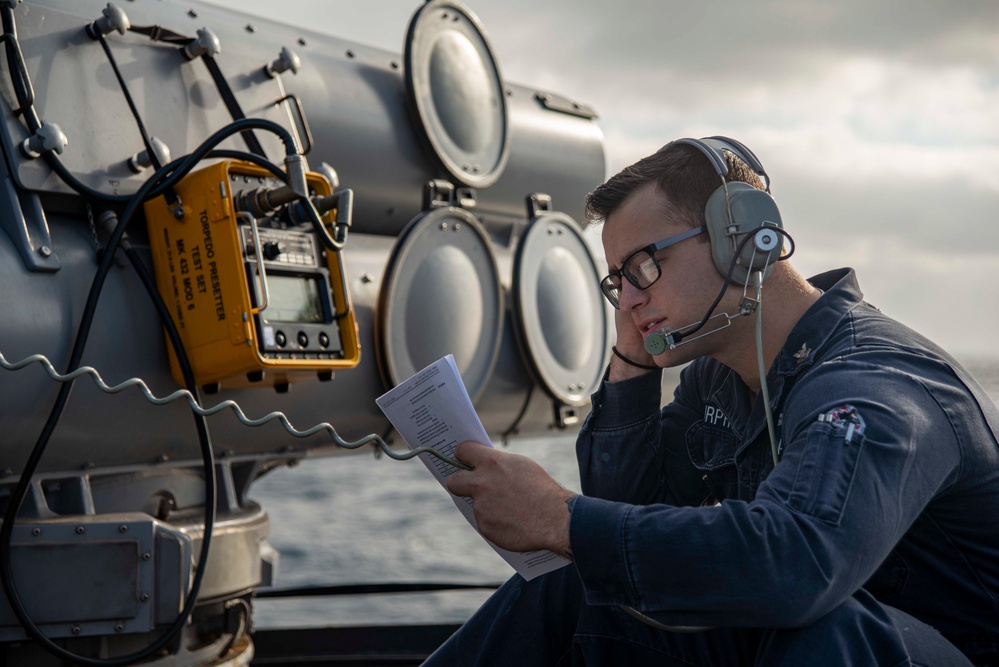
top-left (0, 120), bottom-right (295, 666)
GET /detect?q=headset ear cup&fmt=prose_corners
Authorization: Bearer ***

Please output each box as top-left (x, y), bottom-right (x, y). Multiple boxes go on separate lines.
top-left (704, 182), bottom-right (783, 285)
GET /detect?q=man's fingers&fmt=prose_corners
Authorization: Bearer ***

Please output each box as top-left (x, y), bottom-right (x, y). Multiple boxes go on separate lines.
top-left (447, 470), bottom-right (471, 497)
top-left (447, 442), bottom-right (494, 497)
top-left (454, 440), bottom-right (490, 465)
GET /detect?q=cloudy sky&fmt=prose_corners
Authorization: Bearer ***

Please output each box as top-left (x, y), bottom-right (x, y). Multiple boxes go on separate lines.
top-left (205, 0), bottom-right (999, 359)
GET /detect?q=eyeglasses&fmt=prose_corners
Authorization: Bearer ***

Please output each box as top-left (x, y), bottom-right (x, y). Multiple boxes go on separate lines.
top-left (600, 226), bottom-right (705, 309)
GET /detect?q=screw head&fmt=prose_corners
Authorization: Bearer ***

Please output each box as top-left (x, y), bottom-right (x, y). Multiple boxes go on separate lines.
top-left (118, 524), bottom-right (128, 533)
top-left (38, 245), bottom-right (52, 257)
top-left (31, 527), bottom-right (41, 537)
top-left (75, 526), bottom-right (85, 535)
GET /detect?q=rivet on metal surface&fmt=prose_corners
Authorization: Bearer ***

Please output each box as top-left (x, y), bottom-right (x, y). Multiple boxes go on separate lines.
top-left (38, 245), bottom-right (52, 257)
top-left (440, 223), bottom-right (448, 231)
top-left (114, 622), bottom-right (124, 633)
top-left (118, 524), bottom-right (128, 533)
top-left (140, 593), bottom-right (149, 602)
top-left (75, 526), bottom-right (85, 535)
top-left (453, 223), bottom-right (461, 232)
top-left (142, 552), bottom-right (151, 561)
top-left (71, 625), bottom-right (81, 635)
top-left (31, 528), bottom-right (41, 537)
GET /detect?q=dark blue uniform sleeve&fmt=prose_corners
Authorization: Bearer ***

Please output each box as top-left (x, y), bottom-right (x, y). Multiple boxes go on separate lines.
top-left (570, 360), bottom-right (964, 628)
top-left (576, 366), bottom-right (705, 507)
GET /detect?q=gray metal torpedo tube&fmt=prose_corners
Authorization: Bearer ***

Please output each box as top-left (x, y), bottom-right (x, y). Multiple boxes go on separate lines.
top-left (0, 0), bottom-right (608, 663)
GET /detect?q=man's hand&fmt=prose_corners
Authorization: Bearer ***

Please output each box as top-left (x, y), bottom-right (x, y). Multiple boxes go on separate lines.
top-left (447, 441), bottom-right (574, 560)
top-left (610, 307), bottom-right (658, 382)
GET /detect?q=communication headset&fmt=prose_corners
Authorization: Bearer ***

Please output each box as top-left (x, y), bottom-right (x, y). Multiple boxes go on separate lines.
top-left (671, 136), bottom-right (784, 286)
top-left (643, 136), bottom-right (792, 355)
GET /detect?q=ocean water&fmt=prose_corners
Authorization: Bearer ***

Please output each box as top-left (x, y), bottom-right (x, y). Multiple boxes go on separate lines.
top-left (249, 355), bottom-right (999, 630)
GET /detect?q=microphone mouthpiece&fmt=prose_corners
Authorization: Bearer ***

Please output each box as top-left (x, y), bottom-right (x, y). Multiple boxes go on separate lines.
top-left (644, 328), bottom-right (683, 355)
top-left (644, 331), bottom-right (668, 355)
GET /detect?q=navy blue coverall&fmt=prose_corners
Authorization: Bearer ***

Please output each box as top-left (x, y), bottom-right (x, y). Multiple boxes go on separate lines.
top-left (426, 268), bottom-right (999, 666)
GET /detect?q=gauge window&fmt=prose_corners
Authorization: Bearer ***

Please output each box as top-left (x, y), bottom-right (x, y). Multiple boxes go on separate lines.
top-left (265, 275), bottom-right (323, 323)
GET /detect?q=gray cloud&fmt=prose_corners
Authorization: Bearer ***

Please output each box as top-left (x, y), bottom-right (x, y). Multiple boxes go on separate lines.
top-left (202, 0), bottom-right (999, 356)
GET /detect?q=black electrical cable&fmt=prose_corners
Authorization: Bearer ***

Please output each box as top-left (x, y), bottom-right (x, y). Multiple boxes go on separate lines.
top-left (669, 227), bottom-right (795, 345)
top-left (201, 55), bottom-right (268, 158)
top-left (206, 149), bottom-right (289, 182)
top-left (0, 6), bottom-right (38, 127)
top-left (96, 32), bottom-right (163, 172)
top-left (0, 10), bottom-right (297, 208)
top-left (0, 120), bottom-right (296, 666)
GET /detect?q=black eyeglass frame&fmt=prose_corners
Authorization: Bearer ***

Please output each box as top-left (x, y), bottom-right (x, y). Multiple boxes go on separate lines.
top-left (599, 226), bottom-right (705, 309)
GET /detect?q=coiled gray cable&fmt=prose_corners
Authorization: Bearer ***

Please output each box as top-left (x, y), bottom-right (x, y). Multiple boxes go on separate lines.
top-left (0, 350), bottom-right (472, 470)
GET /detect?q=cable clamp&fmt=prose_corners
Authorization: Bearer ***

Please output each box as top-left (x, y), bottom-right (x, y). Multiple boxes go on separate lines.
top-left (19, 121), bottom-right (67, 159)
top-left (86, 3), bottom-right (130, 39)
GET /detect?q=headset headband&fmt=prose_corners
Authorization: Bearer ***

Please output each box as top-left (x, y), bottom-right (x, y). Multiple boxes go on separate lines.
top-left (671, 135), bottom-right (771, 193)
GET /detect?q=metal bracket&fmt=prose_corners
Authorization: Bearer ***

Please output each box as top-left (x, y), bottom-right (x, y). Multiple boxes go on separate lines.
top-left (553, 401), bottom-right (579, 429)
top-left (526, 192), bottom-right (553, 220)
top-left (0, 157), bottom-right (59, 272)
top-left (274, 93), bottom-right (313, 156)
top-left (534, 92), bottom-right (597, 119)
top-left (422, 179), bottom-right (476, 211)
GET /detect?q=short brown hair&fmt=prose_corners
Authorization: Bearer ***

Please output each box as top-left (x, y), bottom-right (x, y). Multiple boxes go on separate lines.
top-left (584, 142), bottom-right (766, 228)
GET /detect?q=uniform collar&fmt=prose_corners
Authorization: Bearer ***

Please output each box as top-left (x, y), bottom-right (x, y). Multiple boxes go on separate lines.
top-left (775, 268), bottom-right (864, 376)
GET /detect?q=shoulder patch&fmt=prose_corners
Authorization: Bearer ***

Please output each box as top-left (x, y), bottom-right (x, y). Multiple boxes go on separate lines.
top-left (817, 404), bottom-right (865, 444)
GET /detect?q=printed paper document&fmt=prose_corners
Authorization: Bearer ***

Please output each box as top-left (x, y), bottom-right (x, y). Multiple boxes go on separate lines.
top-left (375, 355), bottom-right (570, 580)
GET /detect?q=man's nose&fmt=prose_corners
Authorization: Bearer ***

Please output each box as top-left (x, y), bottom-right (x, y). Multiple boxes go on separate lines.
top-left (617, 279), bottom-right (648, 312)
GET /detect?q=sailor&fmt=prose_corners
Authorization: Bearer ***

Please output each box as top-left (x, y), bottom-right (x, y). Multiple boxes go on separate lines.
top-left (425, 138), bottom-right (999, 665)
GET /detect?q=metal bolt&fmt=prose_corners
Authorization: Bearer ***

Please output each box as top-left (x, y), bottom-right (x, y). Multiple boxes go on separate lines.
top-left (118, 524), bottom-right (128, 533)
top-left (114, 622), bottom-right (124, 633)
top-left (31, 527), bottom-right (41, 537)
top-left (440, 223), bottom-right (448, 231)
top-left (140, 593), bottom-right (149, 602)
top-left (71, 625), bottom-right (81, 635)
top-left (141, 552), bottom-right (151, 561)
top-left (75, 526), bottom-right (85, 535)
top-left (453, 223), bottom-right (461, 232)
top-left (38, 245), bottom-right (52, 257)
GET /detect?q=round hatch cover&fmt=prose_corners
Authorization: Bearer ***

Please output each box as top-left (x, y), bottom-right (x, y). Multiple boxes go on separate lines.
top-left (377, 206), bottom-right (503, 402)
top-left (513, 211), bottom-right (611, 406)
top-left (404, 0), bottom-right (510, 189)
